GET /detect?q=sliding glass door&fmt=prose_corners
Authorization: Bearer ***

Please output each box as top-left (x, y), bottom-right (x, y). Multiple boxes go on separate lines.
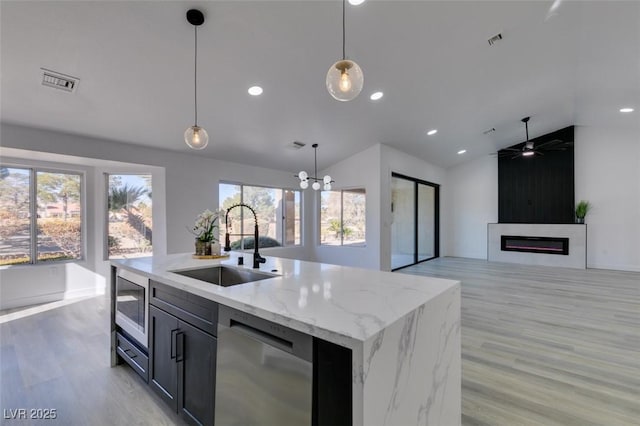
top-left (417, 184), bottom-right (436, 262)
top-left (391, 173), bottom-right (439, 270)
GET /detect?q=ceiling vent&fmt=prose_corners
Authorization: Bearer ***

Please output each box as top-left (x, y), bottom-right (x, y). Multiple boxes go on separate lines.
top-left (487, 33), bottom-right (503, 46)
top-left (41, 68), bottom-right (79, 93)
top-left (288, 141), bottom-right (306, 150)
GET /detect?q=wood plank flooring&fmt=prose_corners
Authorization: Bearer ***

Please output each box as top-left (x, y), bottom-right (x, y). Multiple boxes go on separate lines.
top-left (1, 258), bottom-right (638, 425)
top-left (401, 258), bottom-right (640, 426)
top-left (0, 295), bottom-right (187, 426)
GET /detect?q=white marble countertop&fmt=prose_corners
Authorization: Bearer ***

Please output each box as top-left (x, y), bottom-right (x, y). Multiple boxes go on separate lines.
top-left (112, 252), bottom-right (459, 348)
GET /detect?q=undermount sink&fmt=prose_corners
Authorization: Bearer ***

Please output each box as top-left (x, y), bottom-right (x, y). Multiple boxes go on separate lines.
top-left (171, 265), bottom-right (276, 287)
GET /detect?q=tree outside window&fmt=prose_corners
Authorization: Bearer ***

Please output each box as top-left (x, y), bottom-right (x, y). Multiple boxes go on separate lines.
top-left (0, 166), bottom-right (83, 265)
top-left (320, 189), bottom-right (365, 246)
top-left (107, 174), bottom-right (152, 259)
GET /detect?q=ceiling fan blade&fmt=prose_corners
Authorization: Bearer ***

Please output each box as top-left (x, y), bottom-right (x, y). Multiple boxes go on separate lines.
top-left (535, 139), bottom-right (564, 150)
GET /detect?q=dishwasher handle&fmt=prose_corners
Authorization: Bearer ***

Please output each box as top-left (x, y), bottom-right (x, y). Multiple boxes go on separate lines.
top-left (218, 305), bottom-right (312, 362)
top-left (230, 320), bottom-right (294, 354)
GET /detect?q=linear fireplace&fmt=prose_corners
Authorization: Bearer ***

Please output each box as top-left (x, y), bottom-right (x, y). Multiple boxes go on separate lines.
top-left (501, 235), bottom-right (569, 255)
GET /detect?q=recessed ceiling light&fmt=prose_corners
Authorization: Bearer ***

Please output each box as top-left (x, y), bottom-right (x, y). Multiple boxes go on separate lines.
top-left (370, 91), bottom-right (383, 101)
top-left (248, 86), bottom-right (263, 96)
top-left (427, 129), bottom-right (438, 136)
top-left (349, 0), bottom-right (366, 5)
top-left (457, 149), bottom-right (466, 155)
top-left (619, 107), bottom-right (634, 113)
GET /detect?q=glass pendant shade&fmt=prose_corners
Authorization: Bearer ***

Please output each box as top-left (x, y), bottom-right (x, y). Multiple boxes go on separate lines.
top-left (323, 183), bottom-right (332, 191)
top-left (299, 171), bottom-right (308, 180)
top-left (184, 125), bottom-right (209, 150)
top-left (300, 180), bottom-right (309, 189)
top-left (323, 175), bottom-right (332, 184)
top-left (312, 181), bottom-right (321, 191)
top-left (326, 59), bottom-right (364, 102)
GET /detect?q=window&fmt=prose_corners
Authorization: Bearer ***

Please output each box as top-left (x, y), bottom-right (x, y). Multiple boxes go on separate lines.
top-left (320, 189), bottom-right (366, 246)
top-left (219, 183), bottom-right (301, 249)
top-left (0, 166), bottom-right (83, 265)
top-left (107, 174), bottom-right (153, 259)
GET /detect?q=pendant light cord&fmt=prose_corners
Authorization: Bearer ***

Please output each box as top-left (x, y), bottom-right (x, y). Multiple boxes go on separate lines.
top-left (314, 145), bottom-right (318, 180)
top-left (342, 0), bottom-right (346, 60)
top-left (194, 25), bottom-right (198, 126)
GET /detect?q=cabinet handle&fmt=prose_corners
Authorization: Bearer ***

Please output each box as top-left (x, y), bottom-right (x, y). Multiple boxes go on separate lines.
top-left (170, 328), bottom-right (179, 359)
top-left (176, 331), bottom-right (185, 363)
top-left (124, 348), bottom-right (137, 359)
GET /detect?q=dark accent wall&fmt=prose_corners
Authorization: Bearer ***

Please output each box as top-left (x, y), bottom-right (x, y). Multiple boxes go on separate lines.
top-left (498, 126), bottom-right (574, 224)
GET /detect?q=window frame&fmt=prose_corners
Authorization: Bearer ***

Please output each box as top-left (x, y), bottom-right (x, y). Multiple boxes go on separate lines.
top-left (219, 181), bottom-right (303, 248)
top-left (319, 187), bottom-right (366, 247)
top-left (0, 163), bottom-right (85, 266)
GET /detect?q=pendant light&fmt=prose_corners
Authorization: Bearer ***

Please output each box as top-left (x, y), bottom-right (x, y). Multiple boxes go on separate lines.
top-left (184, 9), bottom-right (209, 150)
top-left (297, 144), bottom-right (334, 191)
top-left (326, 0), bottom-right (363, 101)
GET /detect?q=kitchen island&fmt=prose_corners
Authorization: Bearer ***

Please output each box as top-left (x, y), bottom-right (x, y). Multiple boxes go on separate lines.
top-left (111, 252), bottom-right (461, 426)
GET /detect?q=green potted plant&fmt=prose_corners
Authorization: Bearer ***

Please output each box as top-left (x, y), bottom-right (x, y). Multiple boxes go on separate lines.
top-left (575, 200), bottom-right (591, 224)
top-left (188, 209), bottom-right (222, 256)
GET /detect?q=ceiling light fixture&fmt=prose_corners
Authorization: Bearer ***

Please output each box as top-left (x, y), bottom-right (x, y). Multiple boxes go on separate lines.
top-left (248, 86), bottom-right (263, 96)
top-left (520, 116), bottom-right (537, 157)
top-left (326, 0), bottom-right (363, 101)
top-left (184, 9), bottom-right (208, 150)
top-left (457, 149), bottom-right (467, 155)
top-left (427, 129), bottom-right (438, 136)
top-left (620, 107), bottom-right (634, 113)
top-left (296, 144), bottom-right (334, 191)
top-left (370, 91), bottom-right (383, 100)
top-left (348, 0), bottom-right (366, 5)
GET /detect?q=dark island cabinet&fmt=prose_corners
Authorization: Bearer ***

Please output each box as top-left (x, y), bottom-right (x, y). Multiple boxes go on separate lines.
top-left (149, 281), bottom-right (218, 426)
top-left (149, 305), bottom-right (179, 411)
top-left (178, 319), bottom-right (216, 425)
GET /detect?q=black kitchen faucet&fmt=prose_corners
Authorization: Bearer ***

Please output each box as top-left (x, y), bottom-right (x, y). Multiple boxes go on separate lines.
top-left (223, 203), bottom-right (266, 269)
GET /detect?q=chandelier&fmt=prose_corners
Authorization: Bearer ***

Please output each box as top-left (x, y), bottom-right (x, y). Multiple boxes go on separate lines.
top-left (297, 144), bottom-right (334, 191)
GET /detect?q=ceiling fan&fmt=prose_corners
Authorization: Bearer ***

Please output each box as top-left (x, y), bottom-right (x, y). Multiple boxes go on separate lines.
top-left (494, 117), bottom-right (573, 159)
top-left (499, 117), bottom-right (540, 158)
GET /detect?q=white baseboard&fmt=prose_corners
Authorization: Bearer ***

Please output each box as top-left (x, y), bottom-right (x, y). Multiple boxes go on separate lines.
top-left (587, 262), bottom-right (640, 273)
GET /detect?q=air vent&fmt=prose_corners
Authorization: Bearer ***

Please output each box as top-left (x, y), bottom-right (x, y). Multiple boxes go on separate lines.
top-left (287, 141), bottom-right (306, 150)
top-left (487, 33), bottom-right (503, 46)
top-left (41, 68), bottom-right (79, 92)
top-left (483, 127), bottom-right (496, 135)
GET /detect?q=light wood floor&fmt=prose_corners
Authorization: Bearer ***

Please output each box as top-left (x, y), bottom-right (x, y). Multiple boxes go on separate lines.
top-left (1, 258), bottom-right (638, 425)
top-left (401, 258), bottom-right (640, 426)
top-left (0, 295), bottom-right (187, 426)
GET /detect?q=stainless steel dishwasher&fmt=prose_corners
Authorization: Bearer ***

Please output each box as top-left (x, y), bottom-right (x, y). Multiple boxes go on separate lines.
top-left (215, 305), bottom-right (313, 426)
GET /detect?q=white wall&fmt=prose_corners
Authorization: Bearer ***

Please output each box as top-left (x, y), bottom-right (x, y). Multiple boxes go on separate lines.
top-left (444, 155), bottom-right (498, 259)
top-left (0, 123), bottom-right (315, 308)
top-left (314, 144), bottom-right (382, 270)
top-left (575, 125), bottom-right (640, 271)
top-left (445, 124), bottom-right (640, 272)
top-left (380, 145), bottom-right (447, 271)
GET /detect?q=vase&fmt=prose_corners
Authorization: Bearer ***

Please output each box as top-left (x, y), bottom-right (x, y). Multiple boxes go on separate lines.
top-left (575, 217), bottom-right (585, 224)
top-left (195, 240), bottom-right (212, 256)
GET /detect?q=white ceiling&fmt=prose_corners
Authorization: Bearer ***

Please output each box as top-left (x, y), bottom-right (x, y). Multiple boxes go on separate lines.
top-left (1, 1), bottom-right (639, 172)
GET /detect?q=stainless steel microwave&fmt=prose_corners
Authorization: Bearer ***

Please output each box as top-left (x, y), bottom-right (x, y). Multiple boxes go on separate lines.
top-left (115, 269), bottom-right (149, 349)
